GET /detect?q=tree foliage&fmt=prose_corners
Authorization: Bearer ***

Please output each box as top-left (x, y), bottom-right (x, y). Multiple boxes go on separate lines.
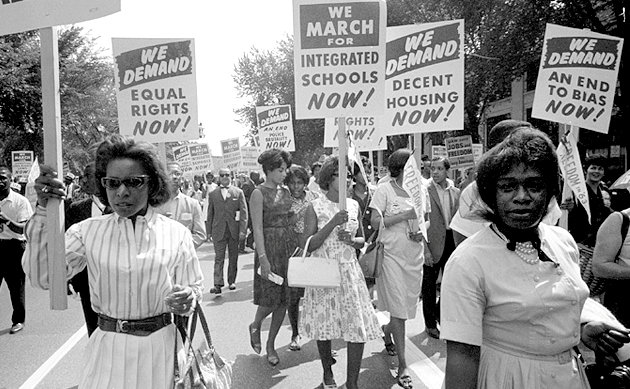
top-left (0, 26), bottom-right (118, 173)
top-left (233, 36), bottom-right (326, 167)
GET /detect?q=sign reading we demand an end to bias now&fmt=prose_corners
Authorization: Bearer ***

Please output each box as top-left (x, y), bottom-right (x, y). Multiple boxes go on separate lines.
top-left (532, 24), bottom-right (624, 134)
top-left (113, 38), bottom-right (199, 143)
top-left (293, 0), bottom-right (387, 119)
top-left (383, 20), bottom-right (464, 135)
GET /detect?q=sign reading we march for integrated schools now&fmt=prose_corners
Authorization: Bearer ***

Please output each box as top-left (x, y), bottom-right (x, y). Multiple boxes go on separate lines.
top-left (221, 138), bottom-right (242, 171)
top-left (383, 20), bottom-right (464, 135)
top-left (256, 105), bottom-right (295, 152)
top-left (293, 0), bottom-right (387, 119)
top-left (113, 38), bottom-right (199, 143)
top-left (532, 24), bottom-right (623, 134)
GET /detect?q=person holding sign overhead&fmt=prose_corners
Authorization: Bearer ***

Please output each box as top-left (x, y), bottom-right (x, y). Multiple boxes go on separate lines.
top-left (22, 135), bottom-right (204, 389)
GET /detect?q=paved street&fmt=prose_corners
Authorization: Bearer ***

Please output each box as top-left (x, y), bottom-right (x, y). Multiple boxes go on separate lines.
top-left (1, 241), bottom-right (446, 389)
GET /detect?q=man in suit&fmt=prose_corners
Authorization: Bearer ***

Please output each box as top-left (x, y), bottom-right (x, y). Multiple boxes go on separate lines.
top-left (65, 163), bottom-right (110, 336)
top-left (239, 171), bottom-right (257, 252)
top-left (207, 168), bottom-right (248, 293)
top-left (422, 156), bottom-right (460, 339)
top-left (155, 162), bottom-right (206, 249)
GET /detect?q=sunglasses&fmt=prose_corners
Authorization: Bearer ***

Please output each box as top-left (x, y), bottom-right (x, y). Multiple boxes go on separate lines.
top-left (101, 175), bottom-right (150, 190)
top-left (219, 173), bottom-right (231, 177)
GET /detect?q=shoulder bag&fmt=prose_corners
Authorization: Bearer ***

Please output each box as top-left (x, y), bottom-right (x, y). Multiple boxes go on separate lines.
top-left (358, 207), bottom-right (385, 279)
top-left (579, 211), bottom-right (630, 296)
top-left (174, 305), bottom-right (233, 389)
top-left (575, 346), bottom-right (630, 389)
top-left (288, 235), bottom-right (341, 288)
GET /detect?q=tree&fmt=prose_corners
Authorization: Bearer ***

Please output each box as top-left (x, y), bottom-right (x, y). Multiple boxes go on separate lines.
top-left (0, 26), bottom-right (118, 172)
top-left (233, 36), bottom-right (327, 167)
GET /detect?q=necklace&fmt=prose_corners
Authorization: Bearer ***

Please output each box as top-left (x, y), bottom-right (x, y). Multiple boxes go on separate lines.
top-left (513, 241), bottom-right (540, 264)
top-left (392, 179), bottom-right (404, 191)
top-left (491, 224), bottom-right (540, 265)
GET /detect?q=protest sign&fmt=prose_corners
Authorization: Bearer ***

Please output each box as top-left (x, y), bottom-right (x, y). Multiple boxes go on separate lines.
top-left (324, 117), bottom-right (386, 150)
top-left (188, 143), bottom-right (213, 177)
top-left (11, 151), bottom-right (34, 182)
top-left (472, 143), bottom-right (483, 164)
top-left (445, 135), bottom-right (474, 169)
top-left (532, 24), bottom-right (624, 134)
top-left (255, 105), bottom-right (295, 152)
top-left (431, 145), bottom-right (447, 159)
top-left (172, 145), bottom-right (193, 179)
top-left (241, 146), bottom-right (261, 172)
top-left (557, 127), bottom-right (590, 223)
top-left (383, 20), bottom-right (464, 135)
top-left (293, 0), bottom-right (387, 119)
top-left (402, 155), bottom-right (428, 240)
top-left (0, 0), bottom-right (120, 36)
top-left (221, 138), bottom-right (242, 171)
top-left (112, 38), bottom-right (199, 143)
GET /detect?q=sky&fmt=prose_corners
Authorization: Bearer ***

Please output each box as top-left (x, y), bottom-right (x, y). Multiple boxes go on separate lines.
top-left (76, 0), bottom-right (294, 154)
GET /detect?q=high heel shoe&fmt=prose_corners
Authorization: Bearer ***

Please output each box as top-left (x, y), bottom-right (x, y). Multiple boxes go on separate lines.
top-left (249, 323), bottom-right (261, 354)
top-left (267, 349), bottom-right (280, 366)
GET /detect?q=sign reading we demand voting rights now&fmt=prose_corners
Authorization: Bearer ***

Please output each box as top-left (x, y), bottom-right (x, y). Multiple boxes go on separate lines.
top-left (113, 38), bottom-right (199, 143)
top-left (293, 0), bottom-right (387, 119)
top-left (532, 24), bottom-right (623, 134)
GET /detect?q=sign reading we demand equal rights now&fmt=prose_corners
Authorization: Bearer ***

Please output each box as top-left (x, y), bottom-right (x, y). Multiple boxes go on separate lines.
top-left (113, 38), bottom-right (200, 143)
top-left (532, 24), bottom-right (624, 134)
top-left (293, 0), bottom-right (387, 119)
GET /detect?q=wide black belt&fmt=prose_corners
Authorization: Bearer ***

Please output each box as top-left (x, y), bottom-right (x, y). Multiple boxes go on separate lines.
top-left (97, 313), bottom-right (172, 336)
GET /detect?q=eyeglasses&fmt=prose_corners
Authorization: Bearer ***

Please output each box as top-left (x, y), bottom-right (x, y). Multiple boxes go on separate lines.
top-left (219, 173), bottom-right (231, 177)
top-left (101, 175), bottom-right (150, 190)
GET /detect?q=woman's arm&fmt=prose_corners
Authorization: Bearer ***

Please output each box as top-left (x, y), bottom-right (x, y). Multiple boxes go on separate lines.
top-left (445, 341), bottom-right (480, 389)
top-left (303, 204), bottom-right (347, 252)
top-left (592, 212), bottom-right (630, 279)
top-left (250, 189), bottom-right (271, 277)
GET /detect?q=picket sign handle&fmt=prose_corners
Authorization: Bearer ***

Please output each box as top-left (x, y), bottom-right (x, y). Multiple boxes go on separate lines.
top-left (338, 117), bottom-right (347, 212)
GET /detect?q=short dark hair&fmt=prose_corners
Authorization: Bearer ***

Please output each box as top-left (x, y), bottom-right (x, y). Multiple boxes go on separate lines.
top-left (257, 149), bottom-right (292, 174)
top-left (388, 149), bottom-right (412, 178)
top-left (487, 120), bottom-right (532, 149)
top-left (476, 128), bottom-right (559, 223)
top-left (94, 134), bottom-right (172, 207)
top-left (318, 156), bottom-right (342, 191)
top-left (421, 154), bottom-right (430, 162)
top-left (584, 155), bottom-right (608, 171)
top-left (431, 156), bottom-right (451, 170)
top-left (285, 165), bottom-right (310, 186)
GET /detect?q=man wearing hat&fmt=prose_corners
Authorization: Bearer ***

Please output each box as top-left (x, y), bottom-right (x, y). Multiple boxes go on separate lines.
top-left (64, 172), bottom-right (77, 202)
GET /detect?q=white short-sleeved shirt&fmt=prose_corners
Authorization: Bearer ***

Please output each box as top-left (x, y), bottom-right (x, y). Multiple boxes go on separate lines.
top-left (0, 190), bottom-right (33, 240)
top-left (441, 223), bottom-right (589, 355)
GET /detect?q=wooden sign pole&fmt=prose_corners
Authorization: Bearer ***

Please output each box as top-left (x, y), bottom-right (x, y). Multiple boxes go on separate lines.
top-left (338, 117), bottom-right (347, 211)
top-left (40, 26), bottom-right (67, 310)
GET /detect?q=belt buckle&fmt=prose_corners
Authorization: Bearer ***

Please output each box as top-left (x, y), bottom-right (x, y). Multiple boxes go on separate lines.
top-left (116, 319), bottom-right (129, 333)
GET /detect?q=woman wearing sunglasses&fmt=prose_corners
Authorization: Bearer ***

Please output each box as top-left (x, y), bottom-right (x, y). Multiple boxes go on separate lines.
top-left (23, 134), bottom-right (204, 389)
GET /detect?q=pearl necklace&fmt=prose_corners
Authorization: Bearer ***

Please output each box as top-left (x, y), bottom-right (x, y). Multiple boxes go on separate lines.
top-left (491, 224), bottom-right (540, 265)
top-left (514, 241), bottom-right (540, 265)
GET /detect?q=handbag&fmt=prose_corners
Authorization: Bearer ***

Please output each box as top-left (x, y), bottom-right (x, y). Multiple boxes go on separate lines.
top-left (579, 211), bottom-right (630, 296)
top-left (358, 207), bottom-right (385, 279)
top-left (287, 235), bottom-right (341, 288)
top-left (174, 305), bottom-right (233, 389)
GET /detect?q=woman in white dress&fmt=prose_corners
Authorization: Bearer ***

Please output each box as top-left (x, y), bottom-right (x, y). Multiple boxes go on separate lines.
top-left (23, 134), bottom-right (204, 389)
top-left (300, 156), bottom-right (381, 389)
top-left (369, 148), bottom-right (427, 389)
top-left (442, 128), bottom-right (629, 389)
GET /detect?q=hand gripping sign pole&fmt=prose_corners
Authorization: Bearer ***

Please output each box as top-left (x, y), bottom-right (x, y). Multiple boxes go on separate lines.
top-left (41, 27), bottom-right (67, 310)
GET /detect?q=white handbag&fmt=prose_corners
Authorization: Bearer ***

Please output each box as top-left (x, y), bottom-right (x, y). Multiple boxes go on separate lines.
top-left (287, 236), bottom-right (341, 288)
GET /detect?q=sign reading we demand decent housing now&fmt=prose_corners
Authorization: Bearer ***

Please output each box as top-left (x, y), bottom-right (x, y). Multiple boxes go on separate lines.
top-left (113, 38), bottom-right (200, 143)
top-left (293, 0), bottom-right (387, 119)
top-left (532, 24), bottom-right (624, 134)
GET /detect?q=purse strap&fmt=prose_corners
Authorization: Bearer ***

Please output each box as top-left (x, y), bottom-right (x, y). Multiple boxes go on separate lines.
top-left (371, 206), bottom-right (385, 243)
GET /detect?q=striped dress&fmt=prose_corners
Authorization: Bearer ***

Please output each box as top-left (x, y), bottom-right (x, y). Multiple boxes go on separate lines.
top-left (23, 206), bottom-right (204, 389)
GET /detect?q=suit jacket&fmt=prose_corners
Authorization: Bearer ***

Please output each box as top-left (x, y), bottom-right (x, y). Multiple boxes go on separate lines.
top-left (427, 180), bottom-right (461, 262)
top-left (65, 197), bottom-right (94, 230)
top-left (207, 185), bottom-right (248, 241)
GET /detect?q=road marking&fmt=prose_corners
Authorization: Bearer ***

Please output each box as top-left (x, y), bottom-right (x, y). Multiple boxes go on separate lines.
top-left (19, 325), bottom-right (86, 389)
top-left (405, 337), bottom-right (445, 389)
